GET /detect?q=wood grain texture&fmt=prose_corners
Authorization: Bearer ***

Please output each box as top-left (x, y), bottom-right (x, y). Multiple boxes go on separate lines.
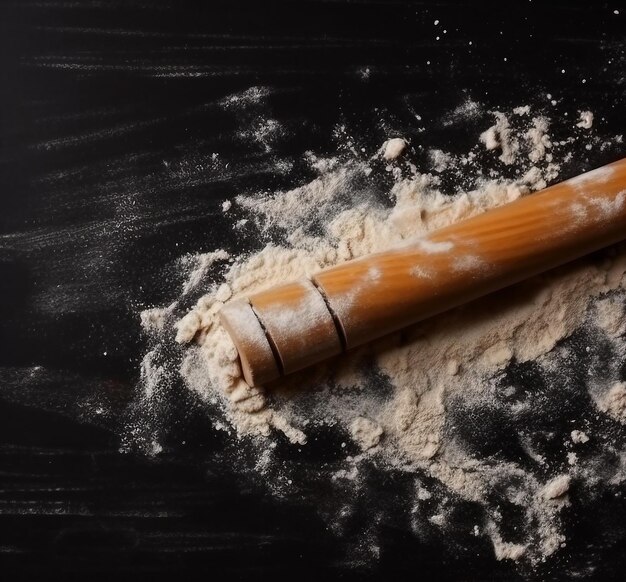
top-left (317, 158), bottom-right (626, 347)
top-left (227, 159), bottom-right (626, 382)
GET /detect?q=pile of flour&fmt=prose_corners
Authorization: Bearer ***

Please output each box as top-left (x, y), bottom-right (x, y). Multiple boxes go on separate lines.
top-left (134, 101), bottom-right (626, 568)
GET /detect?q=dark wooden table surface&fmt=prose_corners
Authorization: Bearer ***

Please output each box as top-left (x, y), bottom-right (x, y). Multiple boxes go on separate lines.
top-left (1, 1), bottom-right (625, 579)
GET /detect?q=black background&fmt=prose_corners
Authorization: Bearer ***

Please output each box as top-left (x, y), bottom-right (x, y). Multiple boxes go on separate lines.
top-left (0, 0), bottom-right (625, 579)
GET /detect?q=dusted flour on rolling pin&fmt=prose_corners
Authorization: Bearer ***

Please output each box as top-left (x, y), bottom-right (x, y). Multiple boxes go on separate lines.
top-left (219, 157), bottom-right (626, 387)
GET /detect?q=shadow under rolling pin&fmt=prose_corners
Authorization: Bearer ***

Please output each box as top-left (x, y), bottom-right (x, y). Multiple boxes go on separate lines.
top-left (219, 157), bottom-right (626, 387)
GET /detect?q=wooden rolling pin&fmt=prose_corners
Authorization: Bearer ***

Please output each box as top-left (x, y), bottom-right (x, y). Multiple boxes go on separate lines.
top-left (220, 157), bottom-right (626, 387)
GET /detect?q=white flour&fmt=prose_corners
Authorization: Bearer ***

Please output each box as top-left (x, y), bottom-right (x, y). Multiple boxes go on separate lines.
top-left (133, 102), bottom-right (626, 569)
top-left (577, 111), bottom-right (594, 129)
top-left (382, 137), bottom-right (407, 160)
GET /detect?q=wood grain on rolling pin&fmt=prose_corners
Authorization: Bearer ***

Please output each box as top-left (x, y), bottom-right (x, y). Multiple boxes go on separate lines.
top-left (314, 159), bottom-right (626, 347)
top-left (221, 157), bottom-right (626, 385)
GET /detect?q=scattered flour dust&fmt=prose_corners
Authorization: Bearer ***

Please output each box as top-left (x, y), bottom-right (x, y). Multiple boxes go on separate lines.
top-left (134, 101), bottom-right (626, 570)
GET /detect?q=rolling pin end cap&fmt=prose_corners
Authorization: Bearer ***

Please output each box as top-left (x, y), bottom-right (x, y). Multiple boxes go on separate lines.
top-left (218, 299), bottom-right (281, 387)
top-left (248, 278), bottom-right (344, 375)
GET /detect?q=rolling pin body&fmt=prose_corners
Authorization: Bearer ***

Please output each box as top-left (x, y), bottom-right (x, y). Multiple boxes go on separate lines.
top-left (220, 158), bottom-right (626, 387)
